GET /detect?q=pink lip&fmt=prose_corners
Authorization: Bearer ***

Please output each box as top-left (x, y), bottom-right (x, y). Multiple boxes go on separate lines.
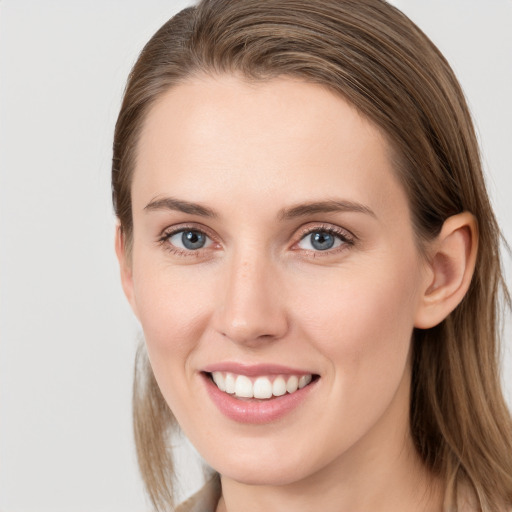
top-left (202, 362), bottom-right (313, 377)
top-left (201, 372), bottom-right (318, 424)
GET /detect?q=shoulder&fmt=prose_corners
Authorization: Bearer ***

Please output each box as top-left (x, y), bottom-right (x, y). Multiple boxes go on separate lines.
top-left (175, 475), bottom-right (221, 512)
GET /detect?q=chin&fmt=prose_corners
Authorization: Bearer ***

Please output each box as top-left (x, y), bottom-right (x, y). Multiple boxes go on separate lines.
top-left (203, 443), bottom-right (326, 487)
top-left (218, 463), bottom-right (309, 487)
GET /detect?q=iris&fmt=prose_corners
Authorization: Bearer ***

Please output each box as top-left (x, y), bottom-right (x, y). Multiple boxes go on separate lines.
top-left (182, 230), bottom-right (207, 250)
top-left (310, 231), bottom-right (335, 251)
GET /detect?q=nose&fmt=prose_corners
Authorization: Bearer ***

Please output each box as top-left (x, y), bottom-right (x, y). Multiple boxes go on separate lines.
top-left (213, 252), bottom-right (289, 346)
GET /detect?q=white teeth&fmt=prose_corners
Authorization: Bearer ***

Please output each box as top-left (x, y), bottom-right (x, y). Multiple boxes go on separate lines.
top-left (286, 375), bottom-right (299, 393)
top-left (224, 373), bottom-right (236, 394)
top-left (211, 371), bottom-right (314, 399)
top-left (253, 377), bottom-right (273, 399)
top-left (272, 376), bottom-right (287, 397)
top-left (212, 372), bottom-right (226, 392)
top-left (298, 374), bottom-right (312, 389)
top-left (235, 375), bottom-right (253, 398)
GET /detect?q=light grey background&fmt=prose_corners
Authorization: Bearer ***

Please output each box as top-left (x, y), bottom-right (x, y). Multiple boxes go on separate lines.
top-left (0, 1), bottom-right (510, 511)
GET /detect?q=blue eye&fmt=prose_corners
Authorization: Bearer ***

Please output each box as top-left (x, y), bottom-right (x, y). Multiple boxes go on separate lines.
top-left (298, 230), bottom-right (345, 251)
top-left (168, 230), bottom-right (212, 250)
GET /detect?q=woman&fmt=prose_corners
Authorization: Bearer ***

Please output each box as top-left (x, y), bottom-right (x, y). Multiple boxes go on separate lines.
top-left (112, 0), bottom-right (512, 510)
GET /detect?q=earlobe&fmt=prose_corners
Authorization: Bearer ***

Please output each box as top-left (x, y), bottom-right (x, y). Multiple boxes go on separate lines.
top-left (114, 224), bottom-right (139, 319)
top-left (414, 212), bottom-right (478, 329)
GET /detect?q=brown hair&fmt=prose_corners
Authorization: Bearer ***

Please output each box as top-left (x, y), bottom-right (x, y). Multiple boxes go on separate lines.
top-left (112, 0), bottom-right (512, 510)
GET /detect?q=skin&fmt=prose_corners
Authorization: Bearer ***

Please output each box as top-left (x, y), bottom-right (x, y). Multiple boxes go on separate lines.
top-left (117, 75), bottom-right (477, 512)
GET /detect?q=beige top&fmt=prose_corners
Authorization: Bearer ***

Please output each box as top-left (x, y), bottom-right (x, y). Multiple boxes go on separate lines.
top-left (175, 475), bottom-right (221, 512)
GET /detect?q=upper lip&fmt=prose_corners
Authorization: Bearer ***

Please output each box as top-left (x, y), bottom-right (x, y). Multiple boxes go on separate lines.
top-left (201, 362), bottom-right (315, 377)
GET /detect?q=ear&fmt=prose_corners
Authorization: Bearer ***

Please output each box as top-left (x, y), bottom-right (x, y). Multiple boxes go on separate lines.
top-left (115, 224), bottom-right (139, 319)
top-left (414, 212), bottom-right (478, 329)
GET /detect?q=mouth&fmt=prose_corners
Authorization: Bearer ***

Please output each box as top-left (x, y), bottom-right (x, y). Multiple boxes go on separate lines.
top-left (205, 371), bottom-right (318, 400)
top-left (201, 363), bottom-right (320, 423)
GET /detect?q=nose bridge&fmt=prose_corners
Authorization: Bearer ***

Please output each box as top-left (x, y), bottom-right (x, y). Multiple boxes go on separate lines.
top-left (215, 246), bottom-right (287, 345)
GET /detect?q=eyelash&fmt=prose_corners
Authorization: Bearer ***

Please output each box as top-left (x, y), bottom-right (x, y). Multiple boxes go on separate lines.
top-left (157, 224), bottom-right (217, 257)
top-left (157, 223), bottom-right (355, 257)
top-left (294, 224), bottom-right (355, 256)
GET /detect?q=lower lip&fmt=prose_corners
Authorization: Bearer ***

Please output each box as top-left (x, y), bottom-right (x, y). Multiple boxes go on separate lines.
top-left (202, 373), bottom-right (318, 424)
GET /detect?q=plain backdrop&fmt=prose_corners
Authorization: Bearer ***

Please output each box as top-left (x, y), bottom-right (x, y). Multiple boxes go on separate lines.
top-left (0, 1), bottom-right (511, 511)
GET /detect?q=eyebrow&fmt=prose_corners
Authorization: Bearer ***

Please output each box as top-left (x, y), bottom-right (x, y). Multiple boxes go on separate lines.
top-left (278, 200), bottom-right (376, 220)
top-left (144, 197), bottom-right (218, 218)
top-left (143, 196), bottom-right (375, 220)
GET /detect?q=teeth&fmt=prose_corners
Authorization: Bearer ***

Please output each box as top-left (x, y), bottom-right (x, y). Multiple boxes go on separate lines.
top-left (253, 377), bottom-right (273, 399)
top-left (286, 375), bottom-right (299, 393)
top-left (212, 372), bottom-right (226, 392)
top-left (272, 376), bottom-right (287, 397)
top-left (298, 374), bottom-right (312, 389)
top-left (235, 375), bottom-right (253, 398)
top-left (225, 373), bottom-right (236, 394)
top-left (211, 372), bottom-right (314, 399)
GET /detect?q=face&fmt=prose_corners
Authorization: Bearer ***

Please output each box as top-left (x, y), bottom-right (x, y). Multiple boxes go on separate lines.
top-left (121, 75), bottom-right (430, 486)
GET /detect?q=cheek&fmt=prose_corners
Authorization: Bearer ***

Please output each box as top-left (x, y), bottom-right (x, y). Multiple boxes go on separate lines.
top-left (293, 254), bottom-right (421, 389)
top-left (284, 258), bottom-right (421, 455)
top-left (131, 263), bottom-right (214, 419)
top-left (131, 257), bottom-right (213, 371)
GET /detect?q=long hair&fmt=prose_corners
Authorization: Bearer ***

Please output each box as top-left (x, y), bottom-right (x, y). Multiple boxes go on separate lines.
top-left (111, 1), bottom-right (512, 510)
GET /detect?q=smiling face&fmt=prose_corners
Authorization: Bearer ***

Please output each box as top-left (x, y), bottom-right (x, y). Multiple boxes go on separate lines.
top-left (120, 75), bottom-right (431, 487)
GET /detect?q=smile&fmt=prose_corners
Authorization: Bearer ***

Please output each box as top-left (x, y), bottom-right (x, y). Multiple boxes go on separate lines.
top-left (210, 371), bottom-right (313, 399)
top-left (202, 367), bottom-right (319, 424)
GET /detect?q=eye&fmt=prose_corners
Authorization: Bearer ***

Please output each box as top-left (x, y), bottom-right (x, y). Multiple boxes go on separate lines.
top-left (167, 229), bottom-right (213, 251)
top-left (297, 229), bottom-right (348, 251)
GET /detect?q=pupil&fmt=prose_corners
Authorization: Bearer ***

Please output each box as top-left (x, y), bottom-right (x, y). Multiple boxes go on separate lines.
top-left (311, 231), bottom-right (334, 250)
top-left (182, 231), bottom-right (205, 250)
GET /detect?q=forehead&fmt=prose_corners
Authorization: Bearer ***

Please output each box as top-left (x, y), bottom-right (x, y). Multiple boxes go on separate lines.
top-left (133, 74), bottom-right (408, 221)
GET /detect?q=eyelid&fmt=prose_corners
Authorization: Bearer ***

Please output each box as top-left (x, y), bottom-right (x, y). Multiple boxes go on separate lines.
top-left (291, 222), bottom-right (356, 253)
top-left (156, 221), bottom-right (356, 257)
top-left (157, 223), bottom-right (221, 255)
top-left (295, 222), bottom-right (355, 242)
top-left (158, 222), bottom-right (218, 240)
